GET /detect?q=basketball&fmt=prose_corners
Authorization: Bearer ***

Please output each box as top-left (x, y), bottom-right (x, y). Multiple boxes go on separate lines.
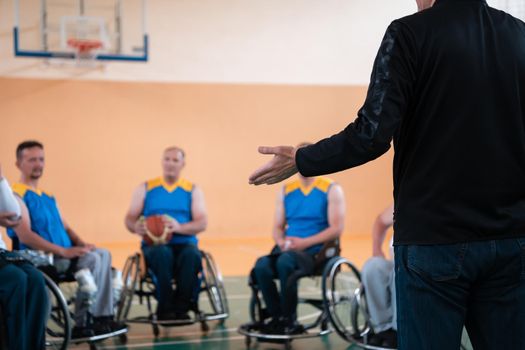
top-left (143, 215), bottom-right (172, 246)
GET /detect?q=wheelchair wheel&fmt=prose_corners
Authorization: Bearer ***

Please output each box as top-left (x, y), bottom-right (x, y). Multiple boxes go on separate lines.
top-left (350, 284), bottom-right (371, 338)
top-left (322, 257), bottom-right (361, 342)
top-left (116, 254), bottom-right (140, 323)
top-left (202, 251), bottom-right (229, 316)
top-left (43, 273), bottom-right (71, 350)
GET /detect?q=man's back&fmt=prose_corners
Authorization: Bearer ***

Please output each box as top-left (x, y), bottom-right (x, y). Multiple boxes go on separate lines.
top-left (394, 0), bottom-right (525, 244)
top-left (248, 1), bottom-right (525, 348)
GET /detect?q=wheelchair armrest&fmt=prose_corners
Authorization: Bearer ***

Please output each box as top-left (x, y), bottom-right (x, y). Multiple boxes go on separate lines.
top-left (313, 239), bottom-right (341, 268)
top-left (37, 257), bottom-right (78, 284)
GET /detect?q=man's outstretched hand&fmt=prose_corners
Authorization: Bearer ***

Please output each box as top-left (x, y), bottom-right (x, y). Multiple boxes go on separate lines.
top-left (249, 146), bottom-right (298, 185)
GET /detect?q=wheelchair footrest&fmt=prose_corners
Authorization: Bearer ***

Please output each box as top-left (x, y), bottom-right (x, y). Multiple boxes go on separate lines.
top-left (201, 312), bottom-right (228, 321)
top-left (153, 319), bottom-right (195, 327)
top-left (70, 327), bottom-right (128, 344)
top-left (238, 323), bottom-right (331, 341)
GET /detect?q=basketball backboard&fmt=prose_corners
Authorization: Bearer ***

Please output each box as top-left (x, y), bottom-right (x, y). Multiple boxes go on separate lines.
top-left (14, 0), bottom-right (148, 62)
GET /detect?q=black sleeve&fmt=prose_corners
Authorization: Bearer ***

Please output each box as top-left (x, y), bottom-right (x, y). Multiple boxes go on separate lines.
top-left (296, 20), bottom-right (417, 177)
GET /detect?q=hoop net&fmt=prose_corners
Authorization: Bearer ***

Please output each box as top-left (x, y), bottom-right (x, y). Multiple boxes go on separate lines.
top-left (67, 38), bottom-right (104, 60)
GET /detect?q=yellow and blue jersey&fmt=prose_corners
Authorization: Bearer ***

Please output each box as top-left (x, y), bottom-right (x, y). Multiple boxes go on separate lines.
top-left (7, 183), bottom-right (72, 250)
top-left (284, 177), bottom-right (334, 254)
top-left (143, 177), bottom-right (196, 245)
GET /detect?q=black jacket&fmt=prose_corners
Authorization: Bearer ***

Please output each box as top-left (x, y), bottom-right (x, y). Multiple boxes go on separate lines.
top-left (296, 0), bottom-right (525, 245)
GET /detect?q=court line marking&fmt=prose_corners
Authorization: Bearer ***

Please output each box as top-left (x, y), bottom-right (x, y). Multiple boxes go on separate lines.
top-left (99, 311), bottom-right (324, 349)
top-left (119, 327), bottom-right (240, 340)
top-left (99, 335), bottom-right (247, 349)
top-left (130, 291), bottom-right (324, 305)
top-left (116, 311), bottom-right (323, 340)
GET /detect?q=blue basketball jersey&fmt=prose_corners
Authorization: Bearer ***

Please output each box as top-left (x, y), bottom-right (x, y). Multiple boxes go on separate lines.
top-left (8, 183), bottom-right (72, 250)
top-left (142, 177), bottom-right (196, 245)
top-left (283, 177), bottom-right (334, 254)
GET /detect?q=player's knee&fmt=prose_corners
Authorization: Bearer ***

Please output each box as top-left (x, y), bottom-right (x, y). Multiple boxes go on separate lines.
top-left (148, 245), bottom-right (172, 258)
top-left (82, 251), bottom-right (101, 271)
top-left (9, 268), bottom-right (27, 290)
top-left (26, 267), bottom-right (46, 291)
top-left (362, 257), bottom-right (390, 281)
top-left (96, 248), bottom-right (112, 263)
top-left (276, 253), bottom-right (295, 273)
top-left (253, 257), bottom-right (272, 277)
top-left (179, 245), bottom-right (201, 264)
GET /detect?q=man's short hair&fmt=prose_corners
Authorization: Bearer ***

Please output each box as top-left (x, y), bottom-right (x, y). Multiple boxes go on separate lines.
top-left (16, 140), bottom-right (44, 160)
top-left (164, 146), bottom-right (185, 160)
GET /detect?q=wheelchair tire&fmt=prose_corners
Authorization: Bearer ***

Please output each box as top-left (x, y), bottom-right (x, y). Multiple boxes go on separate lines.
top-left (116, 254), bottom-right (140, 323)
top-left (248, 294), bottom-right (258, 323)
top-left (322, 257), bottom-right (361, 342)
top-left (350, 285), bottom-right (371, 338)
top-left (202, 251), bottom-right (229, 316)
top-left (43, 273), bottom-right (71, 350)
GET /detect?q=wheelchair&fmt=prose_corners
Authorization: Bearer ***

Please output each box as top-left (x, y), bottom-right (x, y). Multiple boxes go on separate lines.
top-left (116, 248), bottom-right (229, 337)
top-left (10, 238), bottom-right (127, 350)
top-left (41, 264), bottom-right (128, 350)
top-left (238, 240), bottom-right (362, 350)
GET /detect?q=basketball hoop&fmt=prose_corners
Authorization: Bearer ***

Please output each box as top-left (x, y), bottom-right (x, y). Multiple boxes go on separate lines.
top-left (67, 38), bottom-right (103, 60)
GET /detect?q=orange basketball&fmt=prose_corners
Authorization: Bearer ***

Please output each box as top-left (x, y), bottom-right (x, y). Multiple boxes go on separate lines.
top-left (143, 215), bottom-right (172, 246)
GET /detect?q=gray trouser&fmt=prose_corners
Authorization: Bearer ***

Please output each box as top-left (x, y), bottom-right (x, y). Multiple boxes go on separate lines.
top-left (361, 256), bottom-right (396, 332)
top-left (55, 248), bottom-right (114, 326)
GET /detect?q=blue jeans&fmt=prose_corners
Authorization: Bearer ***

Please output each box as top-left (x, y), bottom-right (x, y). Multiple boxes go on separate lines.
top-left (252, 250), bottom-right (315, 322)
top-left (142, 244), bottom-right (202, 314)
top-left (395, 238), bottom-right (525, 350)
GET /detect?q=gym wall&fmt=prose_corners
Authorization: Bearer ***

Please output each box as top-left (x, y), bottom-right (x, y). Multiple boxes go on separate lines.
top-left (0, 0), bottom-right (413, 246)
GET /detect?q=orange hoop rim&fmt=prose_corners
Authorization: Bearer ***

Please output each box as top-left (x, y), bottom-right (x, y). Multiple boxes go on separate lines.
top-left (67, 38), bottom-right (103, 54)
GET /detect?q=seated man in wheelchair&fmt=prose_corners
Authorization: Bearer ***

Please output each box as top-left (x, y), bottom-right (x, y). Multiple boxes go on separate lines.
top-left (125, 146), bottom-right (208, 322)
top-left (360, 203), bottom-right (396, 348)
top-left (0, 166), bottom-right (48, 350)
top-left (252, 146), bottom-right (345, 335)
top-left (7, 141), bottom-right (126, 340)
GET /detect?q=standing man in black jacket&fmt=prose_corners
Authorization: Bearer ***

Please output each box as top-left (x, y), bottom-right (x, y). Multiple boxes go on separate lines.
top-left (249, 0), bottom-right (525, 349)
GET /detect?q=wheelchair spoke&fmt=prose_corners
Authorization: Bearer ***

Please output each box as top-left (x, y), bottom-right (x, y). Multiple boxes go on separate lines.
top-left (322, 257), bottom-right (364, 342)
top-left (116, 254), bottom-right (140, 322)
top-left (202, 251), bottom-right (229, 318)
top-left (43, 274), bottom-right (71, 350)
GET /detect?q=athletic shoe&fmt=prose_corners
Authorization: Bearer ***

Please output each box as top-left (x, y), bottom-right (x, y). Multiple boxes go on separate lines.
top-left (92, 316), bottom-right (127, 335)
top-left (368, 328), bottom-right (397, 348)
top-left (261, 318), bottom-right (284, 334)
top-left (284, 322), bottom-right (305, 335)
top-left (71, 326), bottom-right (95, 340)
